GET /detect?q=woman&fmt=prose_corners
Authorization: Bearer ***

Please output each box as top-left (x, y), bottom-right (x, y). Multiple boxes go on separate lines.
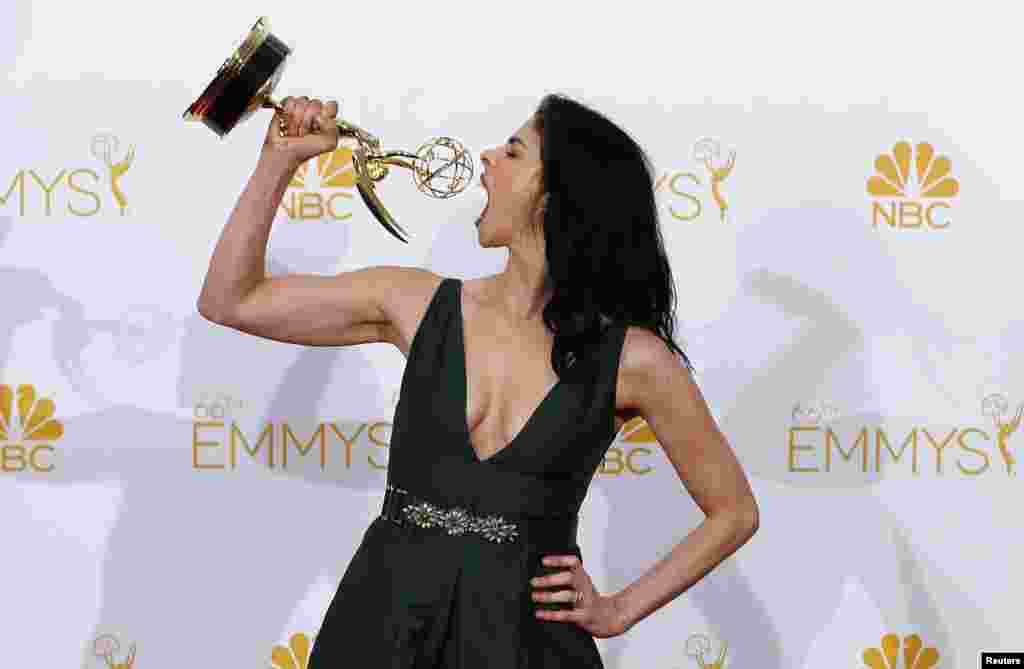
top-left (198, 92), bottom-right (759, 667)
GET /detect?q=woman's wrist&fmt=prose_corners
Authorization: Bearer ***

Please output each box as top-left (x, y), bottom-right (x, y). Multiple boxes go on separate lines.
top-left (257, 147), bottom-right (301, 175)
top-left (609, 590), bottom-right (636, 632)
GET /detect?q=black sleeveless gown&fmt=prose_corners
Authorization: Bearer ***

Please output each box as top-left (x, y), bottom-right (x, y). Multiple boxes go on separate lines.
top-left (308, 277), bottom-right (627, 668)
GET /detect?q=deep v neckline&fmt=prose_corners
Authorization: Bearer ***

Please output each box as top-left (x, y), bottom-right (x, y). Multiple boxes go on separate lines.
top-left (456, 279), bottom-right (564, 464)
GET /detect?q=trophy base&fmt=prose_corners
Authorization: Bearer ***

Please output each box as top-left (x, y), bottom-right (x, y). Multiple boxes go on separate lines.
top-left (183, 16), bottom-right (472, 245)
top-left (183, 19), bottom-right (291, 138)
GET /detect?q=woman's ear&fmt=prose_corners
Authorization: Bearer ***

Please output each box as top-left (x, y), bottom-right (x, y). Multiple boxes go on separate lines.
top-left (530, 191), bottom-right (548, 230)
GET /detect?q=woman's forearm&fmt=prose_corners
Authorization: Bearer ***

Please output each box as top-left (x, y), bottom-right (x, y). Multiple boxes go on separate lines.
top-left (196, 154), bottom-right (298, 322)
top-left (612, 509), bottom-right (758, 631)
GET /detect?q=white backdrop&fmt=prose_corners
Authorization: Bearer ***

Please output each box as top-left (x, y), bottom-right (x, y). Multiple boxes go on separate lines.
top-left (2, 1), bottom-right (1022, 667)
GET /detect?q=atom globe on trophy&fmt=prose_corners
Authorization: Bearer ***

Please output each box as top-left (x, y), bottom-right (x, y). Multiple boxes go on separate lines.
top-left (183, 16), bottom-right (474, 243)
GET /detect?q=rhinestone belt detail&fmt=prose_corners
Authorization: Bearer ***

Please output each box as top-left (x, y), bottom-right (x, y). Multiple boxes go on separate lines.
top-left (384, 483), bottom-right (520, 544)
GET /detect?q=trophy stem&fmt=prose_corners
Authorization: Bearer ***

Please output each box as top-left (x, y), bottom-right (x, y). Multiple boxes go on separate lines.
top-left (375, 152), bottom-right (419, 171)
top-left (259, 95), bottom-right (380, 148)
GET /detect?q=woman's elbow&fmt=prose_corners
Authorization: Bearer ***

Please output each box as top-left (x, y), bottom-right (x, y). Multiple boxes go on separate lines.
top-left (733, 500), bottom-right (759, 539)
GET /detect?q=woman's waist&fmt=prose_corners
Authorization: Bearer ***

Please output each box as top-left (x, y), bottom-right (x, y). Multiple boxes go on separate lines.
top-left (379, 483), bottom-right (579, 549)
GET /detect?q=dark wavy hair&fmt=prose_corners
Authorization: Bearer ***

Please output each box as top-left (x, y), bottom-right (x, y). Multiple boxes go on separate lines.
top-left (530, 93), bottom-right (695, 381)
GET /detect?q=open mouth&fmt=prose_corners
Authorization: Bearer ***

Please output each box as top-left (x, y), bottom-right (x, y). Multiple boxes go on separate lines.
top-left (473, 180), bottom-right (489, 227)
top-left (476, 198), bottom-right (489, 225)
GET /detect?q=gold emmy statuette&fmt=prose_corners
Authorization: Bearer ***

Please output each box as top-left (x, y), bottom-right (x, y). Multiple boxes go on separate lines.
top-left (183, 16), bottom-right (474, 243)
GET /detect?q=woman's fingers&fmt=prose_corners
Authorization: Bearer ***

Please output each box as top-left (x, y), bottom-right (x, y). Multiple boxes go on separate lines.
top-left (531, 554), bottom-right (580, 587)
top-left (276, 96), bottom-right (293, 136)
top-left (543, 555), bottom-right (579, 567)
top-left (261, 95), bottom-right (339, 166)
top-left (531, 569), bottom-right (574, 587)
top-left (281, 96), bottom-right (307, 135)
top-left (300, 99), bottom-right (322, 136)
top-left (532, 588), bottom-right (578, 603)
top-left (277, 96), bottom-right (335, 136)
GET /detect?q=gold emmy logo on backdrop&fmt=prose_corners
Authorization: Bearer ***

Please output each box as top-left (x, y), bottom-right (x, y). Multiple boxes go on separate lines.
top-left (693, 137), bottom-right (735, 222)
top-left (0, 383), bottom-right (63, 473)
top-left (982, 393), bottom-right (1022, 476)
top-left (652, 137), bottom-right (736, 222)
top-left (861, 633), bottom-right (940, 669)
top-left (867, 141), bottom-right (958, 229)
top-left (786, 398), bottom-right (1021, 477)
top-left (183, 16), bottom-right (474, 243)
top-left (91, 133), bottom-right (135, 216)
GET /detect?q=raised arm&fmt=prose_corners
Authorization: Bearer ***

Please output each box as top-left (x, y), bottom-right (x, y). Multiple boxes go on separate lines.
top-left (196, 97), bottom-right (430, 348)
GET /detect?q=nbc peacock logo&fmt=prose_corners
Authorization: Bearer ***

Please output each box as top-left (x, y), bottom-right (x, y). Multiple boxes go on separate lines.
top-left (271, 631), bottom-right (314, 669)
top-left (861, 633), bottom-right (940, 669)
top-left (599, 415), bottom-right (657, 476)
top-left (281, 148), bottom-right (357, 221)
top-left (867, 141), bottom-right (958, 229)
top-left (683, 633), bottom-right (729, 668)
top-left (90, 634), bottom-right (135, 669)
top-left (0, 383), bottom-right (64, 473)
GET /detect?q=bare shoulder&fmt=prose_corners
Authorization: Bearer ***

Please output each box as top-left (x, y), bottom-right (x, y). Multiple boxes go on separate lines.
top-left (380, 268), bottom-right (447, 357)
top-left (616, 325), bottom-right (693, 415)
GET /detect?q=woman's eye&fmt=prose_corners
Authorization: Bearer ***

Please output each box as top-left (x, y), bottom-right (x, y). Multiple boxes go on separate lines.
top-left (505, 151), bottom-right (515, 158)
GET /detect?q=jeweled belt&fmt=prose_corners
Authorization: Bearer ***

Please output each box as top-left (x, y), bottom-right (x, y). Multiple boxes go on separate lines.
top-left (379, 483), bottom-right (578, 546)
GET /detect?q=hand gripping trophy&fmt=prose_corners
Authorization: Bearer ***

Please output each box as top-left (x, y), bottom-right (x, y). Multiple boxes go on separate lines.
top-left (183, 16), bottom-right (474, 243)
